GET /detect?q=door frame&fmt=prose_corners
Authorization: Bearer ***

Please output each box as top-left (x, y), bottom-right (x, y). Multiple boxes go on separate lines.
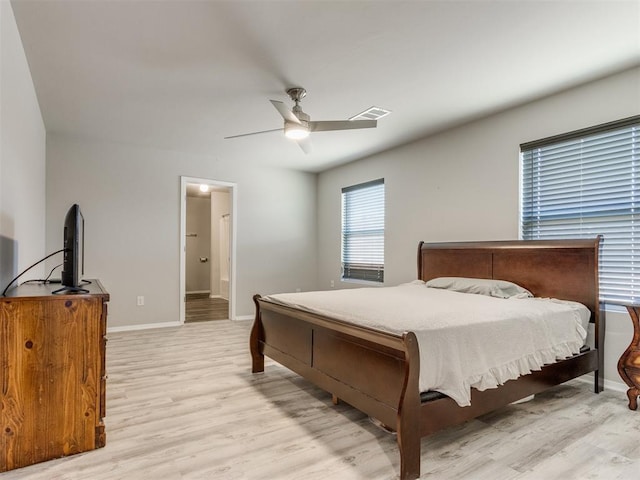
top-left (180, 176), bottom-right (237, 323)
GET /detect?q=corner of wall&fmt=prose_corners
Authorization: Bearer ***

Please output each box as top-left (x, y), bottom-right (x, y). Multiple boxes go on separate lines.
top-left (0, 0), bottom-right (47, 289)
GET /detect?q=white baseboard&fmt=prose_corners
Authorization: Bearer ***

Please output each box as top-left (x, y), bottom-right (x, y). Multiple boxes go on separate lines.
top-left (575, 373), bottom-right (627, 393)
top-left (209, 294), bottom-right (223, 299)
top-left (108, 317), bottom-right (251, 332)
top-left (186, 290), bottom-right (210, 295)
top-left (603, 378), bottom-right (628, 393)
top-left (108, 321), bottom-right (182, 333)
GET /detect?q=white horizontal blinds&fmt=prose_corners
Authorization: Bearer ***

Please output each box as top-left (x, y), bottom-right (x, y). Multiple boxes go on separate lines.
top-left (521, 116), bottom-right (640, 304)
top-left (341, 179), bottom-right (385, 282)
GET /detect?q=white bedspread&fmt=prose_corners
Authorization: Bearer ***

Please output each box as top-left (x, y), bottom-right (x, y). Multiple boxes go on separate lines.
top-left (262, 282), bottom-right (589, 407)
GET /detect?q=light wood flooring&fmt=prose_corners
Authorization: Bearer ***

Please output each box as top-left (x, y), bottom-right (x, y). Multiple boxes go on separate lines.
top-left (185, 293), bottom-right (228, 322)
top-left (5, 320), bottom-right (640, 480)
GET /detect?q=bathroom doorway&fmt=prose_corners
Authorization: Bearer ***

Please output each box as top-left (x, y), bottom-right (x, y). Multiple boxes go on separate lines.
top-left (180, 176), bottom-right (236, 324)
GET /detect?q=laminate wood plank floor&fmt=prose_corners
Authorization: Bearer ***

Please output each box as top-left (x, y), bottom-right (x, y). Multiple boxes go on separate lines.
top-left (185, 293), bottom-right (228, 322)
top-left (5, 320), bottom-right (640, 479)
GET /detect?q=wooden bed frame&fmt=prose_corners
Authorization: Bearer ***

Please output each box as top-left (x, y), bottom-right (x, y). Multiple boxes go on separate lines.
top-left (250, 238), bottom-right (604, 480)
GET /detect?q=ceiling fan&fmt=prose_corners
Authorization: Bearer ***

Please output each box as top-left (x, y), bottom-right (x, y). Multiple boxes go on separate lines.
top-left (224, 87), bottom-right (378, 153)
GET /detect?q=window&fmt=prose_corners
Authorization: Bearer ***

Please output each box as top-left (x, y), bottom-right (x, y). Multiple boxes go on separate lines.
top-left (521, 116), bottom-right (640, 304)
top-left (341, 178), bottom-right (385, 283)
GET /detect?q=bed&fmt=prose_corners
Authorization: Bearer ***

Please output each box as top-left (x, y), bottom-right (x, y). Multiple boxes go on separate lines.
top-left (250, 238), bottom-right (604, 480)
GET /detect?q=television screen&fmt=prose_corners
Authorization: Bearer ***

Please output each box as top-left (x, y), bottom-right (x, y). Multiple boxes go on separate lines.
top-left (61, 204), bottom-right (84, 288)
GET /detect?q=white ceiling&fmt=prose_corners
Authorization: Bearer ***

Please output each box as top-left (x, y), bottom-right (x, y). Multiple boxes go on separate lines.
top-left (11, 0), bottom-right (640, 172)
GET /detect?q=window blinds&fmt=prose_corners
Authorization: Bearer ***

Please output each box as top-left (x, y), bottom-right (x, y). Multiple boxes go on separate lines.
top-left (341, 179), bottom-right (385, 282)
top-left (521, 116), bottom-right (640, 304)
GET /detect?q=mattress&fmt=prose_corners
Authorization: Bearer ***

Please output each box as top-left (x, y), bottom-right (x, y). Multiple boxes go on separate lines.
top-left (262, 281), bottom-right (590, 407)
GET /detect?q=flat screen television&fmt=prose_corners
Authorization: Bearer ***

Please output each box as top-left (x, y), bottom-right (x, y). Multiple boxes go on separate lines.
top-left (61, 203), bottom-right (84, 289)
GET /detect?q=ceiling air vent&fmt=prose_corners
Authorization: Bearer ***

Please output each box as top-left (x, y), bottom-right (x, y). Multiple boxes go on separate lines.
top-left (349, 106), bottom-right (391, 121)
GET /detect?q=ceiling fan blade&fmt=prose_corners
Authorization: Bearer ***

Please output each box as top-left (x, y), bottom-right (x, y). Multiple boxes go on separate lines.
top-left (310, 119), bottom-right (377, 132)
top-left (296, 136), bottom-right (312, 154)
top-left (224, 127), bottom-right (283, 139)
top-left (270, 100), bottom-right (301, 124)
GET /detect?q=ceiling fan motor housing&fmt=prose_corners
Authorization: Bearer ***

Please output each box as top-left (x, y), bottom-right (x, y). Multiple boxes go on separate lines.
top-left (292, 106), bottom-right (310, 124)
top-left (288, 87), bottom-right (310, 124)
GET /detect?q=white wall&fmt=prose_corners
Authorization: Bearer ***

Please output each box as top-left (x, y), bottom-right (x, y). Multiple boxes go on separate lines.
top-left (185, 195), bottom-right (211, 293)
top-left (317, 67), bottom-right (640, 390)
top-left (0, 1), bottom-right (46, 290)
top-left (46, 134), bottom-right (317, 327)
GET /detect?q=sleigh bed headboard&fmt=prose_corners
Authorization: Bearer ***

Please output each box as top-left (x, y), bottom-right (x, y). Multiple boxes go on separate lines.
top-left (417, 237), bottom-right (601, 320)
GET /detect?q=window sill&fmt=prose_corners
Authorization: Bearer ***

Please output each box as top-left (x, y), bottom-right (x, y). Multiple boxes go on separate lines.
top-left (341, 278), bottom-right (384, 287)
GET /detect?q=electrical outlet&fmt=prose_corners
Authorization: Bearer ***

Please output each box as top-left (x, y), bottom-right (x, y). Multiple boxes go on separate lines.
top-left (137, 296), bottom-right (144, 306)
top-left (330, 280), bottom-right (335, 288)
top-left (295, 288), bottom-right (301, 293)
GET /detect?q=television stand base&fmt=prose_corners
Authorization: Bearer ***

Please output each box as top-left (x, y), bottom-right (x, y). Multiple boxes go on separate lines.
top-left (52, 285), bottom-right (90, 294)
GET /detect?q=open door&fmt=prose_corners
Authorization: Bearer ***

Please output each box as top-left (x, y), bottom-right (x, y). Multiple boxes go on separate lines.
top-left (180, 176), bottom-right (237, 324)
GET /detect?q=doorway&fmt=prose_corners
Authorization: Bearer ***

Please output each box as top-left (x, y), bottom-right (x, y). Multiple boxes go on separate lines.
top-left (180, 176), bottom-right (237, 324)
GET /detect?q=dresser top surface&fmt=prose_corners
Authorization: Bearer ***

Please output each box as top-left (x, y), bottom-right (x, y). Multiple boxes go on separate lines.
top-left (1, 279), bottom-right (109, 301)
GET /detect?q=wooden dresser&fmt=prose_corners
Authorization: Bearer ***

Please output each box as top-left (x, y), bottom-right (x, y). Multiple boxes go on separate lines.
top-left (0, 280), bottom-right (109, 472)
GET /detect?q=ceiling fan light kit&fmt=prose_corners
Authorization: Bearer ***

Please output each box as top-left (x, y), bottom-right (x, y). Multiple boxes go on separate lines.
top-left (225, 86), bottom-right (386, 154)
top-left (284, 122), bottom-right (310, 139)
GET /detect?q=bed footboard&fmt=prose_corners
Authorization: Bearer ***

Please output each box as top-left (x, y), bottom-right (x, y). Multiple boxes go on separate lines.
top-left (250, 294), bottom-right (422, 480)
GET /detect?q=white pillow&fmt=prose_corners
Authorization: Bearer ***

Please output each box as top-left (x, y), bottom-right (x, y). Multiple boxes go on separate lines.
top-left (425, 277), bottom-right (533, 299)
